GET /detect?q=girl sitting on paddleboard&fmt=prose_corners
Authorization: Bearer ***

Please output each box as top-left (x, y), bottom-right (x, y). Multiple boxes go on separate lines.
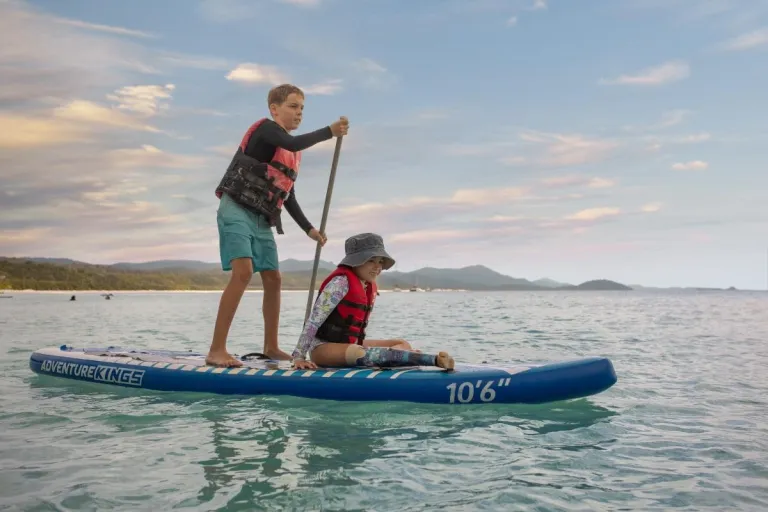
top-left (291, 233), bottom-right (455, 371)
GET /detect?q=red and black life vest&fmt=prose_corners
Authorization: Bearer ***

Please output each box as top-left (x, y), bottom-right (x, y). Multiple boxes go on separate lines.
top-left (316, 266), bottom-right (377, 345)
top-left (215, 118), bottom-right (301, 234)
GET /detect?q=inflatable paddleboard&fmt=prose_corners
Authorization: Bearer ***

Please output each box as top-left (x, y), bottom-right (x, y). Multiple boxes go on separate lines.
top-left (29, 345), bottom-right (617, 405)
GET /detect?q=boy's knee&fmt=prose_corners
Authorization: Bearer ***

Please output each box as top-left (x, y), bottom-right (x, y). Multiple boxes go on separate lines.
top-left (230, 259), bottom-right (253, 286)
top-left (261, 270), bottom-right (282, 289)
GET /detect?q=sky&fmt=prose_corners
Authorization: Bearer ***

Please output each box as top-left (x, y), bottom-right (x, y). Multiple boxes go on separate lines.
top-left (1, 0), bottom-right (767, 289)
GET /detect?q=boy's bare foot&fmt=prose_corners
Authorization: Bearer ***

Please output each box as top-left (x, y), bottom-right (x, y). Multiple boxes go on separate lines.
top-left (205, 350), bottom-right (243, 367)
top-left (264, 348), bottom-right (292, 361)
top-left (436, 351), bottom-right (455, 371)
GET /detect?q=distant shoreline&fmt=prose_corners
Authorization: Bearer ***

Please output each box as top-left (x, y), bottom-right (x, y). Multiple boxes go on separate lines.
top-left (3, 289), bottom-right (469, 294)
top-left (4, 288), bottom-right (758, 295)
top-left (0, 256), bottom-right (755, 292)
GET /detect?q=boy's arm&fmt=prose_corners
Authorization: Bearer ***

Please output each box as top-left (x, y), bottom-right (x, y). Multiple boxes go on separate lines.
top-left (259, 119), bottom-right (333, 152)
top-left (283, 186), bottom-right (314, 233)
top-left (291, 275), bottom-right (349, 362)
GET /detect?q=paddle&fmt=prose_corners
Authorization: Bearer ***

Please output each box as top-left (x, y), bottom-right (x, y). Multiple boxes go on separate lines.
top-left (303, 135), bottom-right (344, 326)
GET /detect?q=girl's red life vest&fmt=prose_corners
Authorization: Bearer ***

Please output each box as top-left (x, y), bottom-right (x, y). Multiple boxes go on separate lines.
top-left (315, 266), bottom-right (377, 345)
top-left (214, 118), bottom-right (302, 234)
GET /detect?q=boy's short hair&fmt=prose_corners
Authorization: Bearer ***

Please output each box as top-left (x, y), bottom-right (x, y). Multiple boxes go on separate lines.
top-left (267, 84), bottom-right (304, 107)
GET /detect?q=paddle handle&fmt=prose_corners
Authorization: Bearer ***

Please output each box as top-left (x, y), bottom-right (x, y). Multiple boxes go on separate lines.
top-left (304, 136), bottom-right (344, 326)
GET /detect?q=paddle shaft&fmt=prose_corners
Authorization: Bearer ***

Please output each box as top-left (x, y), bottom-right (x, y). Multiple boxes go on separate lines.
top-left (303, 136), bottom-right (343, 326)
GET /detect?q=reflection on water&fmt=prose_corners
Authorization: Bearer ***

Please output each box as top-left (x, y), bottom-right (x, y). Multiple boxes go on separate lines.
top-left (26, 372), bottom-right (619, 509)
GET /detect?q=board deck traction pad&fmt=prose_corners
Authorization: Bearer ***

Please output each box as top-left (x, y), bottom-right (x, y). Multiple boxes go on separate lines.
top-left (33, 345), bottom-right (513, 379)
top-left (29, 345), bottom-right (618, 404)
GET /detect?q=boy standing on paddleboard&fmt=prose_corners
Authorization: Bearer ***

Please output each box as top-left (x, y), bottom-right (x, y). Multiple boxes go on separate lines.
top-left (207, 84), bottom-right (349, 368)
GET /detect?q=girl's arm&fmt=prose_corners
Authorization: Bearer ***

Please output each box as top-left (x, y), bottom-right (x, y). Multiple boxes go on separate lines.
top-left (291, 275), bottom-right (349, 362)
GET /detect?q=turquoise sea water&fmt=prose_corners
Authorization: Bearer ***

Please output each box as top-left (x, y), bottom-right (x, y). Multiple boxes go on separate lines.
top-left (1, 289), bottom-right (767, 511)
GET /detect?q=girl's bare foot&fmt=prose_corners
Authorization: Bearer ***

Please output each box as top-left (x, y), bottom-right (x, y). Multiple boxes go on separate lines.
top-left (436, 351), bottom-right (455, 371)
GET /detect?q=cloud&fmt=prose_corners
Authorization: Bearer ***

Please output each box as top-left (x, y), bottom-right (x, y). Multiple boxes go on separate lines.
top-left (0, 79), bottom-right (184, 149)
top-left (622, 0), bottom-right (768, 35)
top-left (106, 84), bottom-right (176, 116)
top-left (0, 1), bottom-right (235, 109)
top-left (302, 79), bottom-right (344, 95)
top-left (600, 107), bottom-right (713, 154)
top-left (337, 186), bottom-right (533, 217)
top-left (531, 0), bottom-right (547, 10)
top-left (671, 160), bottom-right (708, 171)
top-left (197, 2), bottom-right (396, 92)
top-left (2, 141), bottom-right (209, 191)
top-left (599, 60), bottom-right (690, 86)
top-left (641, 202), bottom-right (663, 213)
top-left (1, 132), bottom-right (215, 263)
top-left (282, 38), bottom-right (398, 91)
top-left (657, 109), bottom-right (690, 128)
top-left (507, 16), bottom-right (518, 26)
top-left (389, 229), bottom-right (467, 244)
top-left (720, 27), bottom-right (768, 51)
top-left (197, 0), bottom-right (259, 22)
top-left (508, 131), bottom-right (620, 167)
top-left (440, 128), bottom-right (627, 178)
top-left (565, 207), bottom-right (622, 221)
top-left (225, 64), bottom-right (344, 95)
top-left (280, 0), bottom-right (321, 5)
top-left (442, 142), bottom-right (509, 157)
top-left (473, 187), bottom-right (534, 205)
top-left (588, 177), bottom-right (617, 188)
top-left (540, 175), bottom-right (617, 189)
top-left (198, 0), bottom-right (323, 21)
top-left (640, 132), bottom-right (712, 153)
top-left (646, 143), bottom-right (663, 153)
top-left (351, 58), bottom-right (398, 90)
top-left (106, 145), bottom-right (209, 170)
top-left (677, 133), bottom-right (711, 143)
top-left (451, 187), bottom-right (531, 205)
top-left (225, 63), bottom-right (291, 85)
top-left (321, 194), bottom-right (642, 266)
top-left (0, 227), bottom-right (53, 245)
top-left (207, 144), bottom-right (236, 157)
top-left (0, 195), bottom-right (198, 261)
top-left (159, 53), bottom-right (233, 71)
top-left (302, 136), bottom-right (355, 155)
top-left (53, 100), bottom-right (160, 131)
top-left (488, 215), bottom-right (525, 223)
top-left (325, 185), bottom-right (545, 239)
top-left (328, 177), bottom-right (631, 250)
top-left (51, 17), bottom-right (155, 38)
top-left (0, 1), bottom-right (156, 104)
top-left (621, 109), bottom-right (692, 133)
top-left (0, 113), bottom-right (91, 149)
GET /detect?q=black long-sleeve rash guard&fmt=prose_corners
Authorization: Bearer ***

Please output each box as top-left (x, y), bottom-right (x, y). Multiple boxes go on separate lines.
top-left (243, 119), bottom-right (333, 233)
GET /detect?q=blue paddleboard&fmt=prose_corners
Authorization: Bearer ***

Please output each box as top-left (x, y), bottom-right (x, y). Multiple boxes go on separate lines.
top-left (29, 345), bottom-right (617, 405)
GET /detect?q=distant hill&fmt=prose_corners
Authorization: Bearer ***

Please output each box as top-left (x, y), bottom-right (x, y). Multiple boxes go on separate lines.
top-left (27, 257), bottom-right (84, 266)
top-left (108, 258), bottom-right (337, 273)
top-left (111, 260), bottom-right (220, 271)
top-left (0, 256), bottom-right (633, 292)
top-left (278, 258), bottom-right (336, 273)
top-left (569, 279), bottom-right (632, 291)
top-left (533, 278), bottom-right (570, 288)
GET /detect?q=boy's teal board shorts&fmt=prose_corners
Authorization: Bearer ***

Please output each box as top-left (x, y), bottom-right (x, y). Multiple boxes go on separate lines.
top-left (217, 193), bottom-right (279, 272)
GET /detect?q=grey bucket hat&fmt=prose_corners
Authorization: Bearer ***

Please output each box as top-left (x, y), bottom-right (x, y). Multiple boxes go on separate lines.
top-left (339, 233), bottom-right (396, 270)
